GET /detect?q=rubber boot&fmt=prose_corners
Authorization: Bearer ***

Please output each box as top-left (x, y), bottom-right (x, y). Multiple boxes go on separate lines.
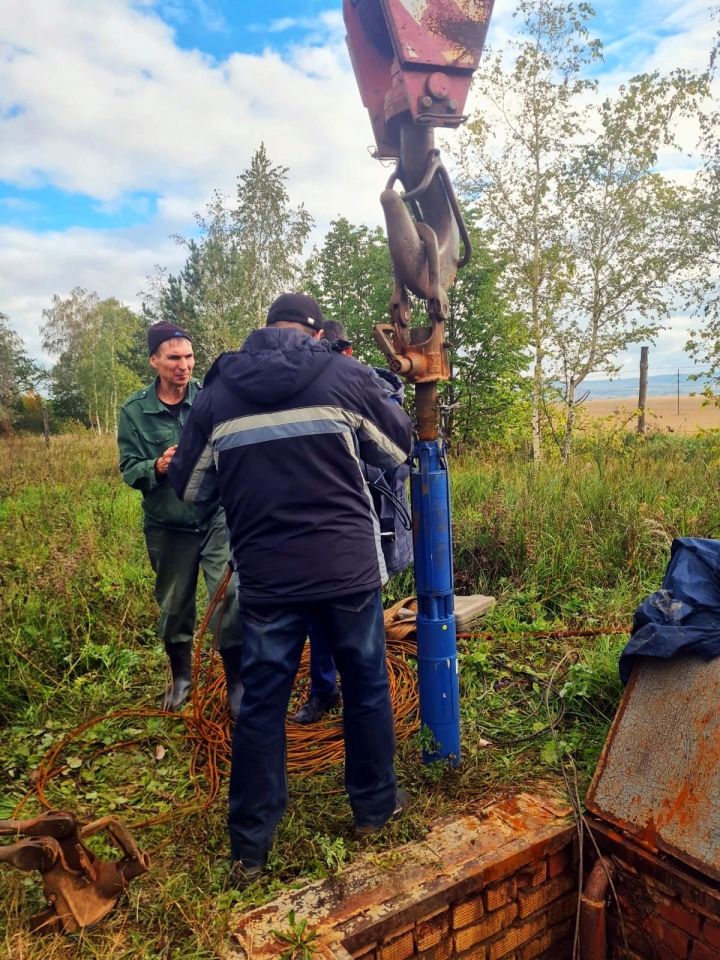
top-left (162, 641), bottom-right (193, 711)
top-left (220, 647), bottom-right (244, 722)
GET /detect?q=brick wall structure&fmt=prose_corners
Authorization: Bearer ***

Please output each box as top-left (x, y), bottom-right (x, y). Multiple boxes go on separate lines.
top-left (589, 817), bottom-right (720, 960)
top-left (226, 792), bottom-right (579, 960)
top-left (225, 796), bottom-right (720, 960)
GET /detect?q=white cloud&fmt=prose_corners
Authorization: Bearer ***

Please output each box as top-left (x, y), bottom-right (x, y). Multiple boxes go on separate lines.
top-left (0, 196), bottom-right (40, 213)
top-left (0, 1), bottom-right (370, 203)
top-left (0, 222), bottom-right (184, 358)
top-left (154, 0), bottom-right (227, 33)
top-left (0, 0), bottom-right (390, 351)
top-left (268, 17), bottom-right (306, 33)
top-left (260, 11), bottom-right (344, 36)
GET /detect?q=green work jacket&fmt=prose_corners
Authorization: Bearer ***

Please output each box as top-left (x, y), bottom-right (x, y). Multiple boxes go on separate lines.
top-left (117, 378), bottom-right (220, 531)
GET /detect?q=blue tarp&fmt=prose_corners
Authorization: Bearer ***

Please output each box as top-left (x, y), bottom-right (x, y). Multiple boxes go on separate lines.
top-left (619, 537), bottom-right (720, 684)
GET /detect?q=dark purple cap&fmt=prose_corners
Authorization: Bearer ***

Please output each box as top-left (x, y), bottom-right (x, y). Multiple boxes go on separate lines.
top-left (266, 293), bottom-right (325, 332)
top-left (147, 321), bottom-right (192, 355)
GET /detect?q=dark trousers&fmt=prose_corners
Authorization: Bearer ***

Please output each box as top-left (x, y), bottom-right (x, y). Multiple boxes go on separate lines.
top-left (228, 589), bottom-right (396, 865)
top-left (307, 618), bottom-right (339, 699)
top-left (144, 513), bottom-right (241, 651)
top-left (307, 572), bottom-right (408, 699)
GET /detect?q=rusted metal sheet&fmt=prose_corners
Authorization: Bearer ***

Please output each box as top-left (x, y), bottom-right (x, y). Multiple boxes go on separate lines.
top-left (586, 656), bottom-right (720, 881)
top-left (383, 0), bottom-right (494, 68)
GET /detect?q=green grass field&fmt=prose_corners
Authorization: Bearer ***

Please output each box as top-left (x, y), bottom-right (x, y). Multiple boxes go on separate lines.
top-left (1, 431), bottom-right (718, 959)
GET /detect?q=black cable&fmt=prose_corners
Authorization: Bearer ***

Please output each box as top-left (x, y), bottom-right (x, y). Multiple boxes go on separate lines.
top-left (367, 476), bottom-right (413, 531)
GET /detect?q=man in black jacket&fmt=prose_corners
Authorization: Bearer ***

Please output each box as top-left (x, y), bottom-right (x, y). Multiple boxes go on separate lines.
top-left (291, 319), bottom-right (413, 725)
top-left (168, 293), bottom-right (413, 884)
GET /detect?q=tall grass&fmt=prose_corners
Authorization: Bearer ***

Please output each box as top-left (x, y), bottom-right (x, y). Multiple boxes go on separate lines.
top-left (451, 433), bottom-right (720, 623)
top-left (0, 436), bottom-right (155, 725)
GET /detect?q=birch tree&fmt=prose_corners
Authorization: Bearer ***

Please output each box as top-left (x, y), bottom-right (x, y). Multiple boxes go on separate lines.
top-left (42, 290), bottom-right (142, 434)
top-left (553, 70), bottom-right (704, 458)
top-left (687, 13), bottom-right (720, 383)
top-left (458, 0), bottom-right (705, 458)
top-left (457, 0), bottom-right (601, 461)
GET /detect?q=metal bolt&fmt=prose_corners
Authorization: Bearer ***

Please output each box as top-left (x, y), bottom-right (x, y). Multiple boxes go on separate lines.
top-left (420, 95), bottom-right (433, 110)
top-left (426, 71), bottom-right (451, 100)
top-left (448, 99), bottom-right (458, 112)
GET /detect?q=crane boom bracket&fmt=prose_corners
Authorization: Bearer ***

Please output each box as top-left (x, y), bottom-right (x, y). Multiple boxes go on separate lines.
top-left (344, 0), bottom-right (495, 158)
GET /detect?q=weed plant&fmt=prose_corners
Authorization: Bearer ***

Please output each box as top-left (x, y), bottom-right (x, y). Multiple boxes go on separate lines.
top-left (1, 431), bottom-right (717, 958)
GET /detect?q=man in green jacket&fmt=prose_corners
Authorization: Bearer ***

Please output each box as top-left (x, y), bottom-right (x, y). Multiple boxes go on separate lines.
top-left (117, 321), bottom-right (242, 717)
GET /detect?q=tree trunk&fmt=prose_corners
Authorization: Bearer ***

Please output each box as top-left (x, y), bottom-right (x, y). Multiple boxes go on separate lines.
top-left (531, 346), bottom-right (543, 463)
top-left (562, 379), bottom-right (577, 462)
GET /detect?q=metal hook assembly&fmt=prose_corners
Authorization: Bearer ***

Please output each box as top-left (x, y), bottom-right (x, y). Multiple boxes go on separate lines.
top-left (344, 0), bottom-right (494, 437)
top-left (372, 124), bottom-right (473, 437)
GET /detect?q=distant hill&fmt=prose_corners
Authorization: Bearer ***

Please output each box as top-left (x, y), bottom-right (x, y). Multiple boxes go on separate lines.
top-left (580, 373), bottom-right (711, 400)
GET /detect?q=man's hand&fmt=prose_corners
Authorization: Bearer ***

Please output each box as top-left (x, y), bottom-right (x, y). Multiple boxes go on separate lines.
top-left (155, 445), bottom-right (178, 476)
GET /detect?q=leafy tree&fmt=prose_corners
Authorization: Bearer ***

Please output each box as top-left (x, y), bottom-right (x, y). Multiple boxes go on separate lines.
top-left (42, 289), bottom-right (143, 434)
top-left (144, 144), bottom-right (314, 372)
top-left (234, 145), bottom-right (314, 328)
top-left (303, 215), bottom-right (526, 447)
top-left (42, 288), bottom-right (98, 425)
top-left (141, 242), bottom-right (203, 362)
top-left (686, 12), bottom-right (720, 384)
top-left (303, 217), bottom-right (393, 365)
top-left (0, 313), bottom-right (37, 432)
top-left (441, 221), bottom-right (529, 450)
top-left (552, 70), bottom-right (705, 458)
top-left (457, 0), bottom-right (601, 461)
top-left (458, 0), bottom-right (704, 459)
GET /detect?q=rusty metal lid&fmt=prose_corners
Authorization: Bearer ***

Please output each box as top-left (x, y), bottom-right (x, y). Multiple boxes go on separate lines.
top-left (586, 655), bottom-right (720, 881)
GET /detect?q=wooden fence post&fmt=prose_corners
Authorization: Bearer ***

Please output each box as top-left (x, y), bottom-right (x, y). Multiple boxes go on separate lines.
top-left (638, 347), bottom-right (649, 435)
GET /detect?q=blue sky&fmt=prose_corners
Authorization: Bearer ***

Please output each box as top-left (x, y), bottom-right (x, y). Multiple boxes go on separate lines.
top-left (0, 0), bottom-right (716, 367)
top-left (167, 0), bottom-right (339, 56)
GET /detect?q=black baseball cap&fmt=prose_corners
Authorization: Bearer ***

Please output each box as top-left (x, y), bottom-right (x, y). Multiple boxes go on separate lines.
top-left (266, 293), bottom-right (325, 332)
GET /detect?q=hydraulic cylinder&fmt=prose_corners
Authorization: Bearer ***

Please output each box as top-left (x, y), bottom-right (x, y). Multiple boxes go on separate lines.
top-left (410, 439), bottom-right (460, 765)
